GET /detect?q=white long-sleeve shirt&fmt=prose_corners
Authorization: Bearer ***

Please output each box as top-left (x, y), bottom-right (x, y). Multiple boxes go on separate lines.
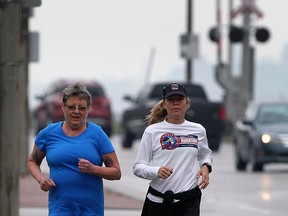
top-left (133, 119), bottom-right (212, 202)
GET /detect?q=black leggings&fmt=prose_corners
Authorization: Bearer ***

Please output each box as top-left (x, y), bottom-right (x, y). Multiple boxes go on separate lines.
top-left (141, 195), bottom-right (201, 216)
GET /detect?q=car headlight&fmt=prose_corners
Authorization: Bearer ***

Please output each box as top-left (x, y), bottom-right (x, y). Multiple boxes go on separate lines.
top-left (261, 133), bottom-right (272, 144)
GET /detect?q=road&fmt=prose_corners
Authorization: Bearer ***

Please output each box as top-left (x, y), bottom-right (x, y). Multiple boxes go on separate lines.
top-left (106, 135), bottom-right (288, 216)
top-left (25, 134), bottom-right (288, 216)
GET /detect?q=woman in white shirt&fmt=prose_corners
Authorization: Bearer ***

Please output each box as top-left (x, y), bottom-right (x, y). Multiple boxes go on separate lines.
top-left (133, 82), bottom-right (212, 216)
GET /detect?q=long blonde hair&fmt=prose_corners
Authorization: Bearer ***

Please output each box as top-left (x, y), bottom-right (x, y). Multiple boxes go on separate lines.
top-left (146, 97), bottom-right (191, 125)
top-left (146, 100), bottom-right (167, 125)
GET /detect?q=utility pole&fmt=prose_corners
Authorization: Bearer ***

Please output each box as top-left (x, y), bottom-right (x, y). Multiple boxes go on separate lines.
top-left (186, 0), bottom-right (193, 81)
top-left (0, 1), bottom-right (40, 215)
top-left (18, 7), bottom-right (30, 176)
top-left (180, 0), bottom-right (198, 82)
top-left (0, 2), bottom-right (21, 215)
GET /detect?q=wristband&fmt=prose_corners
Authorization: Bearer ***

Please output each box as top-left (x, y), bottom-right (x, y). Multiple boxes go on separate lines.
top-left (202, 163), bottom-right (212, 173)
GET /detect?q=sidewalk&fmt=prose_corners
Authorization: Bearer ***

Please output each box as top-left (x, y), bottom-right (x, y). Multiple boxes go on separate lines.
top-left (20, 208), bottom-right (141, 216)
top-left (20, 174), bottom-right (143, 216)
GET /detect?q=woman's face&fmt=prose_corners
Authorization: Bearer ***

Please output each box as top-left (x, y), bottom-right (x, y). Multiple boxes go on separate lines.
top-left (62, 96), bottom-right (90, 130)
top-left (163, 95), bottom-right (189, 122)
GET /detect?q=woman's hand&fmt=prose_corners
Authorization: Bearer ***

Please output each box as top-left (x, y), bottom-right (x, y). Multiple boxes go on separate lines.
top-left (78, 158), bottom-right (95, 173)
top-left (197, 165), bottom-right (210, 189)
top-left (78, 154), bottom-right (121, 180)
top-left (38, 176), bottom-right (56, 192)
top-left (157, 166), bottom-right (174, 179)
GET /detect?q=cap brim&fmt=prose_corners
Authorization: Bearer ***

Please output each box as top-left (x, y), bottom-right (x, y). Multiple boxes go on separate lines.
top-left (164, 91), bottom-right (186, 99)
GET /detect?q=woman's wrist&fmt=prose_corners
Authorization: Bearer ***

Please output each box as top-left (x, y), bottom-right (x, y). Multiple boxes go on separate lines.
top-left (202, 163), bottom-right (212, 173)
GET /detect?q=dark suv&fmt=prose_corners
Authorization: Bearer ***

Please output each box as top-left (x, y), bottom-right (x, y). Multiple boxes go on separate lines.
top-left (33, 79), bottom-right (113, 137)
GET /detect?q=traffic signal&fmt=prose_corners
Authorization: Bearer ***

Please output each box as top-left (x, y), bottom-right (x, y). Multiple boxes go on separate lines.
top-left (208, 27), bottom-right (220, 42)
top-left (229, 26), bottom-right (244, 43)
top-left (255, 27), bottom-right (270, 42)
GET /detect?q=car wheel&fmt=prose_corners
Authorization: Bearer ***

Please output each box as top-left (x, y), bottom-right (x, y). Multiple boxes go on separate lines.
top-left (252, 162), bottom-right (264, 172)
top-left (121, 127), bottom-right (135, 148)
top-left (235, 143), bottom-right (247, 171)
top-left (250, 145), bottom-right (264, 172)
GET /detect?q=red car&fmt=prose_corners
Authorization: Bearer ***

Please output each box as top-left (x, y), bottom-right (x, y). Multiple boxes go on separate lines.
top-left (33, 79), bottom-right (113, 137)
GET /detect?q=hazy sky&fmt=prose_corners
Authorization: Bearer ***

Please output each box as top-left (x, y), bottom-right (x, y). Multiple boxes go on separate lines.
top-left (29, 0), bottom-right (288, 114)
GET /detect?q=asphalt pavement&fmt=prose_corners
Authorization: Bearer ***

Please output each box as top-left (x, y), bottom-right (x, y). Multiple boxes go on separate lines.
top-left (20, 133), bottom-right (288, 216)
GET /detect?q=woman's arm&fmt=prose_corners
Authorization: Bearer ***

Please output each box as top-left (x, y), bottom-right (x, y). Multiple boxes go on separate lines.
top-left (133, 131), bottom-right (160, 180)
top-left (78, 151), bottom-right (121, 180)
top-left (27, 144), bottom-right (56, 191)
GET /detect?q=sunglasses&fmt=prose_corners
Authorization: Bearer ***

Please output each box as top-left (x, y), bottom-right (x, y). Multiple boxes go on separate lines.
top-left (64, 104), bottom-right (88, 112)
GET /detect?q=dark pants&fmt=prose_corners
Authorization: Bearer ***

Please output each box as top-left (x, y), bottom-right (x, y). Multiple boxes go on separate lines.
top-left (141, 194), bottom-right (201, 216)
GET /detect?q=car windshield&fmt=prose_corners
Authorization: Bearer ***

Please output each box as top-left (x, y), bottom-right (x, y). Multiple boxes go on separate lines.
top-left (256, 104), bottom-right (288, 123)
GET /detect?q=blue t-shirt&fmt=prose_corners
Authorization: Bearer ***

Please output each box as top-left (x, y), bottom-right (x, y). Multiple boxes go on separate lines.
top-left (35, 122), bottom-right (115, 216)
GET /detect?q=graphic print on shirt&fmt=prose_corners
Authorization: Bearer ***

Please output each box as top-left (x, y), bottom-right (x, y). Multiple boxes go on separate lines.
top-left (160, 133), bottom-right (198, 150)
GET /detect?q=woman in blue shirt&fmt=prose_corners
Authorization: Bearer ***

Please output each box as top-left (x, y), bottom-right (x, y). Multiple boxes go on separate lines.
top-left (28, 82), bottom-right (121, 216)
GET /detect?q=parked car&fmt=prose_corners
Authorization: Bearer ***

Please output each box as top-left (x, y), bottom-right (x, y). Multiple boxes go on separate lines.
top-left (33, 79), bottom-right (113, 137)
top-left (233, 101), bottom-right (288, 172)
top-left (121, 82), bottom-right (226, 151)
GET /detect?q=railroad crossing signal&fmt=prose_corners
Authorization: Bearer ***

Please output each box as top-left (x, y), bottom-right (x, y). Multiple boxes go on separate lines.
top-left (209, 0), bottom-right (270, 44)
